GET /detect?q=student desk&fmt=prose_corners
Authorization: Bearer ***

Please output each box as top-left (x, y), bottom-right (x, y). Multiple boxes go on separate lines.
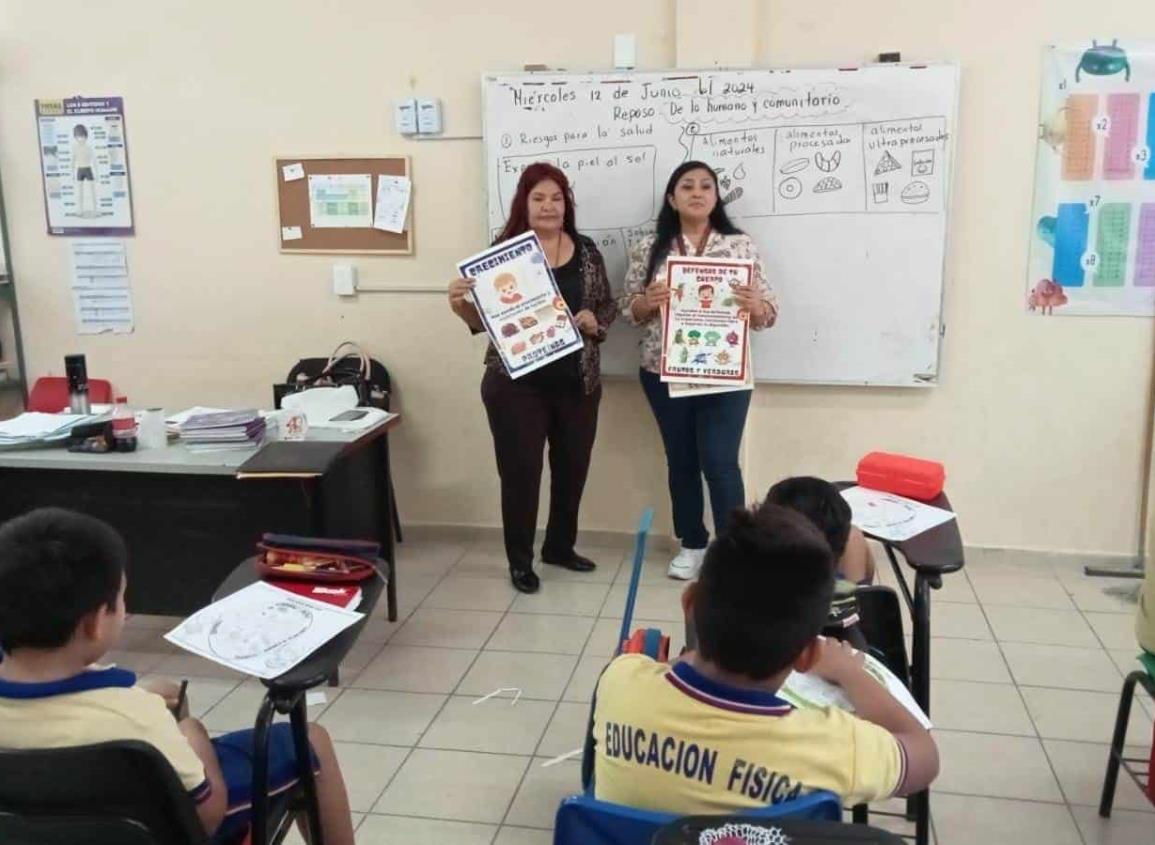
top-left (214, 557), bottom-right (385, 845)
top-left (0, 416), bottom-right (401, 620)
top-left (838, 483), bottom-right (964, 845)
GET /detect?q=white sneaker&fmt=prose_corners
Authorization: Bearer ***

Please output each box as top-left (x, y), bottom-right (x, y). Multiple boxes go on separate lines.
top-left (667, 547), bottom-right (707, 581)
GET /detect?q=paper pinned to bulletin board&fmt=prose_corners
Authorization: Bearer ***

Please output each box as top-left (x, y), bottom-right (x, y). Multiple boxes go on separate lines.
top-left (1028, 41), bottom-right (1155, 316)
top-left (275, 156), bottom-right (412, 254)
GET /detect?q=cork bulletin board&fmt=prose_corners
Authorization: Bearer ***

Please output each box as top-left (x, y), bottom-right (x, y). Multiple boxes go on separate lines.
top-left (275, 155), bottom-right (412, 254)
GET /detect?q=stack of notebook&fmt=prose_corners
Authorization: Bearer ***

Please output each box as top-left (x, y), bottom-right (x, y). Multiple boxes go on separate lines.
top-left (179, 409), bottom-right (265, 450)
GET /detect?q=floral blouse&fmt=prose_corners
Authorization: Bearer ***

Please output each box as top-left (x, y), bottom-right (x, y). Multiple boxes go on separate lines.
top-left (482, 235), bottom-right (617, 394)
top-left (619, 231), bottom-right (778, 374)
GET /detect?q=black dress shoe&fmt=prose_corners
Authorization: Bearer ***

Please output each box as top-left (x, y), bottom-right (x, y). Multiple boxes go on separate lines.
top-left (510, 568), bottom-right (541, 593)
top-left (542, 554), bottom-right (597, 572)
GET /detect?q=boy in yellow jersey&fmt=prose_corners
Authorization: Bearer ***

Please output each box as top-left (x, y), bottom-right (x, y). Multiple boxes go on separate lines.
top-left (0, 509), bottom-right (356, 845)
top-left (591, 504), bottom-right (938, 812)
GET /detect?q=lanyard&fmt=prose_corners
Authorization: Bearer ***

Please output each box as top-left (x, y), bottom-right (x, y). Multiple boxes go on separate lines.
top-left (676, 227), bottom-right (711, 257)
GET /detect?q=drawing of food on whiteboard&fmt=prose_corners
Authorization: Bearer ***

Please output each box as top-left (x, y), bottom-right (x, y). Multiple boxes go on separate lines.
top-left (778, 177), bottom-right (803, 200)
top-left (813, 176), bottom-right (843, 194)
top-left (874, 150), bottom-right (902, 176)
top-left (900, 181), bottom-right (930, 204)
top-left (780, 157), bottom-right (810, 175)
top-left (815, 150), bottom-right (842, 172)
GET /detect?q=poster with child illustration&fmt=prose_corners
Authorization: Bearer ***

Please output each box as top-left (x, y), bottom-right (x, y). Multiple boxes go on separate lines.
top-left (661, 257), bottom-right (753, 386)
top-left (458, 231), bottom-right (583, 378)
top-left (35, 96), bottom-right (134, 235)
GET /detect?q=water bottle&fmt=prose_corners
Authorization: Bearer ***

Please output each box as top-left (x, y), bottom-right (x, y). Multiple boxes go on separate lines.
top-left (111, 396), bottom-right (137, 452)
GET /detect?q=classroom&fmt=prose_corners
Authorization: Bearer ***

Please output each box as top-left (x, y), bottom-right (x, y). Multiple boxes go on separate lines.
top-left (0, 1), bottom-right (1153, 844)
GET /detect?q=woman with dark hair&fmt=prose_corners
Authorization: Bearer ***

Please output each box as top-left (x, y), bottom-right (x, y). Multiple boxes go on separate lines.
top-left (448, 162), bottom-right (616, 593)
top-left (621, 160), bottom-right (778, 581)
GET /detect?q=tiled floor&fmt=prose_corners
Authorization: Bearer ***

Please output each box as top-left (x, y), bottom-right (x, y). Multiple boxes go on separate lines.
top-left (119, 539), bottom-right (1155, 844)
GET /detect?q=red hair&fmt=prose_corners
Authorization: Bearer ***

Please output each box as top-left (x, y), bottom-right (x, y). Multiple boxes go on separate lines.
top-left (496, 162), bottom-right (579, 244)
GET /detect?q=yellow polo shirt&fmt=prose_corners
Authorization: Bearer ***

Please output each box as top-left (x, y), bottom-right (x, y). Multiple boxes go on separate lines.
top-left (593, 655), bottom-right (907, 812)
top-left (0, 666), bottom-right (210, 803)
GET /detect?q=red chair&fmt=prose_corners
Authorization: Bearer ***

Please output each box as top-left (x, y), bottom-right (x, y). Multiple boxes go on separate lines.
top-left (27, 377), bottom-right (114, 412)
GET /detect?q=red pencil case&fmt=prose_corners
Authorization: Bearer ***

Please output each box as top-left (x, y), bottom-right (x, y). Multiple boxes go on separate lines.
top-left (856, 452), bottom-right (945, 501)
top-left (255, 533), bottom-right (377, 582)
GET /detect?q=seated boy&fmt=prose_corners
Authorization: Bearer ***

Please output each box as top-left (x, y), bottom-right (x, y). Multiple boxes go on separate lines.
top-left (0, 508), bottom-right (356, 845)
top-left (766, 476), bottom-right (875, 584)
top-left (592, 504), bottom-right (938, 812)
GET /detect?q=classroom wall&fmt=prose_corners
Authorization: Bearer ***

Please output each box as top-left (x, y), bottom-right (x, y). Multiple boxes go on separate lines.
top-left (0, 0), bottom-right (1150, 555)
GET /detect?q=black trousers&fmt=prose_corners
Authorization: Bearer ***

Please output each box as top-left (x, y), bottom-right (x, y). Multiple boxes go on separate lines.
top-left (481, 368), bottom-right (601, 573)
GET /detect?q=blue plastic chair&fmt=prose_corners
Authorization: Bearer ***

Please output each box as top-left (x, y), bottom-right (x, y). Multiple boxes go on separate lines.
top-left (553, 790), bottom-right (843, 845)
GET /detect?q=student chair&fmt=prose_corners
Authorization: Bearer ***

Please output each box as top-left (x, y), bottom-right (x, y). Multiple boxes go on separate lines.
top-left (854, 585), bottom-right (912, 689)
top-left (850, 585), bottom-right (914, 828)
top-left (553, 790), bottom-right (843, 845)
top-left (0, 740), bottom-right (298, 845)
top-left (1100, 650), bottom-right (1155, 814)
top-left (27, 376), bottom-right (114, 412)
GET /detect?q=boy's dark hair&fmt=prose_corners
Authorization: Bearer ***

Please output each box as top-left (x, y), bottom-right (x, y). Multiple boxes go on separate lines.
top-left (0, 508), bottom-right (126, 653)
top-left (692, 505), bottom-right (835, 681)
top-left (72, 124), bottom-right (88, 139)
top-left (765, 476), bottom-right (853, 558)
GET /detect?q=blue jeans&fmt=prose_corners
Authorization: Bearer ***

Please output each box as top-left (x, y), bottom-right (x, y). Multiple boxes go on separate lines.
top-left (639, 369), bottom-right (751, 549)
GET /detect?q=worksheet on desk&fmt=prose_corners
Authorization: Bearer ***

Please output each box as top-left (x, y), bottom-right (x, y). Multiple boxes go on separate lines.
top-left (839, 486), bottom-right (956, 542)
top-left (164, 581), bottom-right (363, 679)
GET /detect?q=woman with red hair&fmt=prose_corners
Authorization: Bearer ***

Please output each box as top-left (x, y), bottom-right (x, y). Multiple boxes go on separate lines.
top-left (448, 162), bottom-right (616, 593)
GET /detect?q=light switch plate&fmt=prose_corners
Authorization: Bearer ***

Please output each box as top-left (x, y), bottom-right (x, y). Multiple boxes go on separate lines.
top-left (332, 264), bottom-right (357, 297)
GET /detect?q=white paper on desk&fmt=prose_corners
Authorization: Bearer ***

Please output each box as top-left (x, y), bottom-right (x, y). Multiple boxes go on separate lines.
top-left (164, 581), bottom-right (363, 680)
top-left (281, 385), bottom-right (358, 427)
top-left (0, 412), bottom-right (91, 440)
top-left (839, 486), bottom-right (955, 543)
top-left (69, 241), bottom-right (133, 335)
top-left (779, 650), bottom-right (932, 730)
top-left (372, 175), bottom-right (411, 233)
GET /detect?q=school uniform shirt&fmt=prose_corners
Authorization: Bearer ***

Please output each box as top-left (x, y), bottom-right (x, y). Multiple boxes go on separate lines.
top-left (0, 666), bottom-right (211, 804)
top-left (619, 231), bottom-right (778, 374)
top-left (592, 654), bottom-right (908, 812)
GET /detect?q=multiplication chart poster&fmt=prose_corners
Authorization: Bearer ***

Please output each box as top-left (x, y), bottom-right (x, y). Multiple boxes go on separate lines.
top-left (1028, 42), bottom-right (1155, 315)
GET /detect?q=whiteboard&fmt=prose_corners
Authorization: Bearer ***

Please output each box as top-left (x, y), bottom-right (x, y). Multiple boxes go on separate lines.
top-left (483, 65), bottom-right (959, 386)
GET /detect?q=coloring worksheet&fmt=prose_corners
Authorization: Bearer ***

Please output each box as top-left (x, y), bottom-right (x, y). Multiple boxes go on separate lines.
top-left (1028, 41), bottom-right (1155, 315)
top-left (165, 581), bottom-right (363, 680)
top-left (780, 650), bottom-right (932, 730)
top-left (839, 486), bottom-right (956, 543)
